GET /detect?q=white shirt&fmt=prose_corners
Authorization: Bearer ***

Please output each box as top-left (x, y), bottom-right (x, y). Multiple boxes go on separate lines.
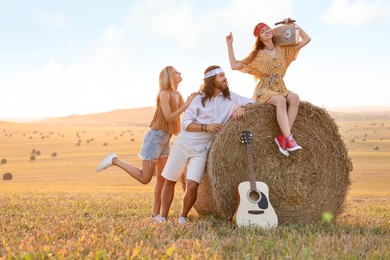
top-left (180, 91), bottom-right (255, 152)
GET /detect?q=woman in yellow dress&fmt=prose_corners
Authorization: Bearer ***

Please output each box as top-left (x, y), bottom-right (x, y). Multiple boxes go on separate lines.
top-left (226, 18), bottom-right (311, 156)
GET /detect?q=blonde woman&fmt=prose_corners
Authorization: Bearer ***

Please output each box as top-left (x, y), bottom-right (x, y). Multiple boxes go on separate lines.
top-left (97, 66), bottom-right (197, 219)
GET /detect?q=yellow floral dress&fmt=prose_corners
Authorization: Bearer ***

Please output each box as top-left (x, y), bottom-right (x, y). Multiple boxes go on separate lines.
top-left (240, 46), bottom-right (299, 103)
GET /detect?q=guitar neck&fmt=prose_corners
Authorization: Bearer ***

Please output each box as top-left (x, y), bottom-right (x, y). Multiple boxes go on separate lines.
top-left (246, 144), bottom-right (257, 191)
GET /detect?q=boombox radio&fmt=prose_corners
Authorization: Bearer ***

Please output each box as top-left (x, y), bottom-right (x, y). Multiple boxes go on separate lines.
top-left (272, 20), bottom-right (300, 47)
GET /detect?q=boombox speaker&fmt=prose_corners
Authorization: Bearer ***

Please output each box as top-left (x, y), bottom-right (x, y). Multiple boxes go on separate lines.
top-left (273, 25), bottom-right (299, 47)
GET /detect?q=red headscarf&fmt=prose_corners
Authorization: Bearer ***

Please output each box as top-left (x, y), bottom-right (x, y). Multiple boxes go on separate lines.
top-left (253, 23), bottom-right (268, 37)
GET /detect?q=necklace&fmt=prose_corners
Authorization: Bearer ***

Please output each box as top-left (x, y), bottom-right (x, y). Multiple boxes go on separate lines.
top-left (264, 46), bottom-right (275, 51)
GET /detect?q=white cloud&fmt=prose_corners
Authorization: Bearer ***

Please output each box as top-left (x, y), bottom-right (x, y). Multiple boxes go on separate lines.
top-left (321, 0), bottom-right (390, 26)
top-left (124, 0), bottom-right (291, 50)
top-left (1, 23), bottom-right (143, 118)
top-left (117, 0), bottom-right (294, 99)
top-left (34, 12), bottom-right (67, 28)
top-left (1, 0), bottom-right (296, 118)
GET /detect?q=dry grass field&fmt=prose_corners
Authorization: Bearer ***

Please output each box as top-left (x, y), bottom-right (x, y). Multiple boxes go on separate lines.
top-left (0, 108), bottom-right (389, 258)
top-left (0, 122), bottom-right (148, 187)
top-left (336, 118), bottom-right (390, 195)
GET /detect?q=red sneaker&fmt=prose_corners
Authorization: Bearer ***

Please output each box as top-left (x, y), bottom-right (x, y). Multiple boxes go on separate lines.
top-left (285, 135), bottom-right (302, 152)
top-left (274, 134), bottom-right (289, 157)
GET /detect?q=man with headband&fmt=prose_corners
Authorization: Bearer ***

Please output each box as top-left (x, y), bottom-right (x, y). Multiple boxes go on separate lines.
top-left (155, 65), bottom-right (255, 224)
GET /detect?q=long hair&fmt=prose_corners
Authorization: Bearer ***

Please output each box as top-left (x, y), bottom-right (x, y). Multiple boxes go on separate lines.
top-left (244, 22), bottom-right (275, 64)
top-left (200, 65), bottom-right (230, 107)
top-left (156, 66), bottom-right (176, 106)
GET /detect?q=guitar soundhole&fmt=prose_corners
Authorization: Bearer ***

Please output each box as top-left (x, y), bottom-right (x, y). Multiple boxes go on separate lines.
top-left (249, 190), bottom-right (260, 201)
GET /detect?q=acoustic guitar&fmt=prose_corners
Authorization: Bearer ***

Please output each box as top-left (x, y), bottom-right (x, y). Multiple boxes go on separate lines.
top-left (232, 131), bottom-right (278, 228)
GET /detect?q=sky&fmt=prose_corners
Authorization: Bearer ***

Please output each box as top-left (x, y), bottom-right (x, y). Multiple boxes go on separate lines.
top-left (1, 0), bottom-right (389, 119)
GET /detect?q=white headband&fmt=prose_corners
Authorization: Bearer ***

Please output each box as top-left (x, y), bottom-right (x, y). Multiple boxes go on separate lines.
top-left (203, 68), bottom-right (224, 79)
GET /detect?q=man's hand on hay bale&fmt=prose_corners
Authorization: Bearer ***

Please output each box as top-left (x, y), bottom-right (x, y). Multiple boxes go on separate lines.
top-left (206, 123), bottom-right (223, 132)
top-left (232, 106), bottom-right (248, 120)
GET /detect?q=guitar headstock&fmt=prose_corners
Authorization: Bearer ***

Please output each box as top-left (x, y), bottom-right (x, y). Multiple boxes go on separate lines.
top-left (240, 131), bottom-right (253, 145)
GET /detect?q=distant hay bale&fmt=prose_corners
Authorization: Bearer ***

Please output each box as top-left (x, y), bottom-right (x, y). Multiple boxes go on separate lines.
top-left (182, 102), bottom-right (352, 225)
top-left (1, 158), bottom-right (7, 164)
top-left (3, 172), bottom-right (13, 181)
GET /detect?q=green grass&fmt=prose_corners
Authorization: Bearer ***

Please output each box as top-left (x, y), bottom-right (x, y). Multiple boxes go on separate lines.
top-left (1, 186), bottom-right (389, 259)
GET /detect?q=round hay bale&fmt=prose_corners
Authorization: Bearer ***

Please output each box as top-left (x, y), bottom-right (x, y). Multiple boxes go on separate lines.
top-left (183, 102), bottom-right (352, 224)
top-left (3, 172), bottom-right (13, 181)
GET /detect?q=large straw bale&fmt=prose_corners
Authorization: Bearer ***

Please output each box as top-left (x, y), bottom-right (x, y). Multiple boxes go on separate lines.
top-left (182, 101), bottom-right (352, 224)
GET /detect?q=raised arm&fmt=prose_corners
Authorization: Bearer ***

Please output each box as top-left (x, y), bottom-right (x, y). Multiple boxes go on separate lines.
top-left (226, 32), bottom-right (243, 71)
top-left (279, 18), bottom-right (311, 50)
top-left (159, 91), bottom-right (197, 122)
top-left (296, 26), bottom-right (311, 50)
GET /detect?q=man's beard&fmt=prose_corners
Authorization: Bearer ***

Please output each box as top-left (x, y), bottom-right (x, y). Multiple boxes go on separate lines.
top-left (215, 80), bottom-right (228, 90)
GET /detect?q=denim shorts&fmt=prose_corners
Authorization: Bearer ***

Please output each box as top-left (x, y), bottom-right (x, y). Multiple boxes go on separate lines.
top-left (139, 129), bottom-right (171, 161)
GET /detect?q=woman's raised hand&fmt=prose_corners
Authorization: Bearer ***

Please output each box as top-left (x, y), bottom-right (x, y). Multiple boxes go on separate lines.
top-left (284, 17), bottom-right (295, 24)
top-left (226, 32), bottom-right (233, 45)
top-left (185, 92), bottom-right (198, 106)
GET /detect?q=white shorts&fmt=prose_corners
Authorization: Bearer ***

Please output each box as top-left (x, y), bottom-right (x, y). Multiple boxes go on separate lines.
top-left (162, 135), bottom-right (207, 183)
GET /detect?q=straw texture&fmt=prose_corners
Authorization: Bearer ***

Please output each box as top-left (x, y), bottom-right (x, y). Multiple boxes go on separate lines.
top-left (181, 102), bottom-right (352, 224)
